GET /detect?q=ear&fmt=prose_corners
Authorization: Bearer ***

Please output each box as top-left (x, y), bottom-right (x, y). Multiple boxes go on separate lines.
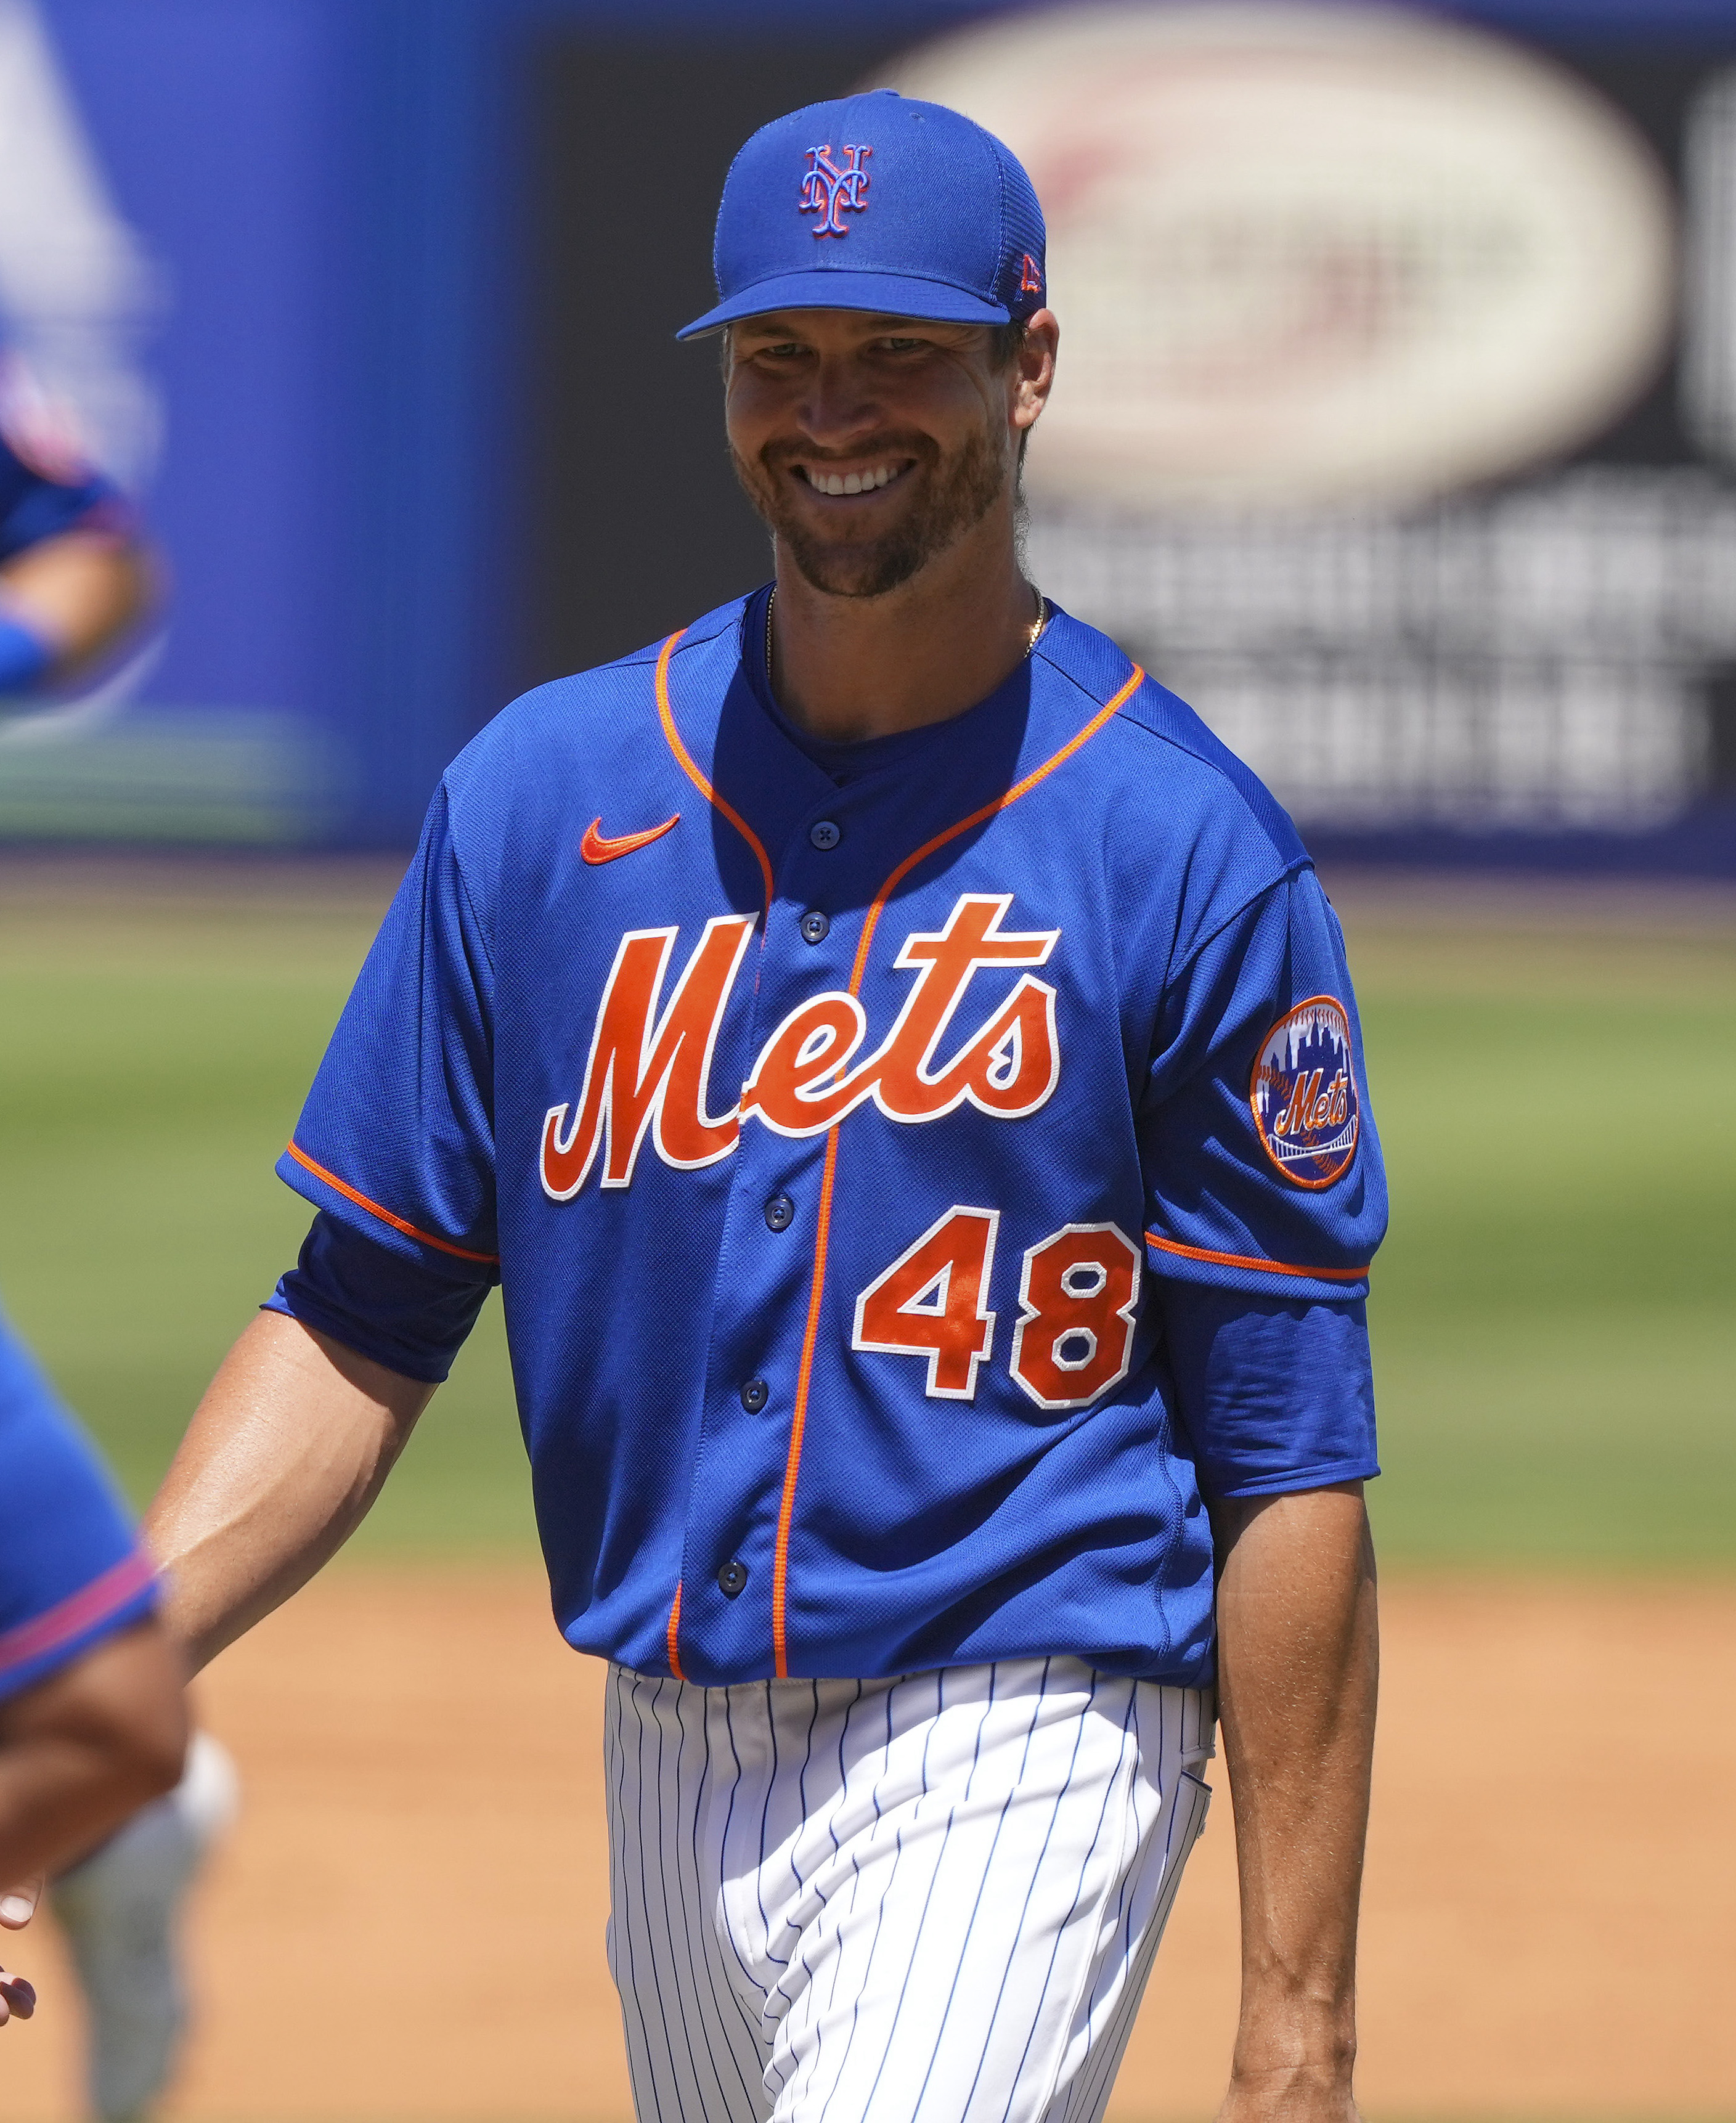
top-left (1010, 310), bottom-right (1059, 439)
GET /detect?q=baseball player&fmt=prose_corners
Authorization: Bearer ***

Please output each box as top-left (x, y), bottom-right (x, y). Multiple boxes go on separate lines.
top-left (0, 1313), bottom-right (187, 2030)
top-left (146, 92), bottom-right (1385, 2123)
top-left (0, 375), bottom-right (238, 2121)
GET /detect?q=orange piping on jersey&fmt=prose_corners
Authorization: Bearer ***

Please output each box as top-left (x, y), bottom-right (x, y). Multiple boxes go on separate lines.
top-left (654, 629), bottom-right (776, 922)
top-left (845, 666), bottom-right (1146, 995)
top-left (770, 1123), bottom-right (841, 1677)
top-left (666, 1580), bottom-right (685, 1681)
top-left (285, 1143), bottom-right (500, 1264)
top-left (1145, 1231), bottom-right (1370, 1283)
top-left (769, 667), bottom-right (1144, 1677)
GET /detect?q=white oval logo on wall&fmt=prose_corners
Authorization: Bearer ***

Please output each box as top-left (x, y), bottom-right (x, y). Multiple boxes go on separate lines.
top-left (1250, 996), bottom-right (1360, 1189)
top-left (877, 2), bottom-right (1676, 510)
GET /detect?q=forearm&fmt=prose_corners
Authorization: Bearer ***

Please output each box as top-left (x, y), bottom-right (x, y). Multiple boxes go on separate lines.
top-left (0, 1620), bottom-right (187, 1883)
top-left (145, 1312), bottom-right (434, 1671)
top-left (1210, 1482), bottom-right (1378, 2110)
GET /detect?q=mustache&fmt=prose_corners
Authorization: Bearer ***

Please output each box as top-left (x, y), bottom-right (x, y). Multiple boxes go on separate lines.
top-left (759, 432), bottom-right (938, 475)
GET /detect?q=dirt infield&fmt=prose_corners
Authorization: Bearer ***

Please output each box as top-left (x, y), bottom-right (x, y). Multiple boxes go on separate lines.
top-left (7, 1570), bottom-right (1733, 2121)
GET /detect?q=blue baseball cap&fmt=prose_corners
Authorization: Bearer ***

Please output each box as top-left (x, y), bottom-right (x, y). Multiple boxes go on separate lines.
top-left (677, 90), bottom-right (1047, 340)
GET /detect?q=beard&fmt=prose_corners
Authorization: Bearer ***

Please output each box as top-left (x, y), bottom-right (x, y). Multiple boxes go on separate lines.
top-left (731, 423), bottom-right (1009, 599)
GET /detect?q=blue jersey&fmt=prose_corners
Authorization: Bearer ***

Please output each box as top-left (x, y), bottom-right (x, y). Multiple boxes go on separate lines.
top-left (0, 1314), bottom-right (155, 1706)
top-left (274, 592), bottom-right (1385, 1689)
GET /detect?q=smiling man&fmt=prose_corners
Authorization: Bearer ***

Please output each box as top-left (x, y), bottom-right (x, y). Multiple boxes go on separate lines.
top-left (145, 92), bottom-right (1386, 2123)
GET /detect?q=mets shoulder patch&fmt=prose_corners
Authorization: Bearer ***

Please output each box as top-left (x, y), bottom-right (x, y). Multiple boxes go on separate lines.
top-left (1250, 996), bottom-right (1360, 1189)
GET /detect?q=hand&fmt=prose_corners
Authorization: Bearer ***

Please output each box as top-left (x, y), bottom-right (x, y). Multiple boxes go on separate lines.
top-left (0, 1876), bottom-right (41, 2024)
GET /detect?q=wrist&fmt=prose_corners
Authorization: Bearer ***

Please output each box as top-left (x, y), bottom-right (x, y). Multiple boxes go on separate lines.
top-left (1231, 1993), bottom-right (1357, 2085)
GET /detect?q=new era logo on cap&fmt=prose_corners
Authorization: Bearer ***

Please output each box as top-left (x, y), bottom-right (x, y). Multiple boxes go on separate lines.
top-left (799, 144), bottom-right (872, 237)
top-left (677, 91), bottom-right (1046, 340)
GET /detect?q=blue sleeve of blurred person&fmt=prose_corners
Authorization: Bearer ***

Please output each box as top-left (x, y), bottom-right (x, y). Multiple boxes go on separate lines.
top-left (0, 430), bottom-right (128, 564)
top-left (0, 1315), bottom-right (157, 1705)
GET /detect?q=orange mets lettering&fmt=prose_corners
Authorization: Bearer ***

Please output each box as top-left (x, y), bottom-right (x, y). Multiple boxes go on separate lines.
top-left (543, 895), bottom-right (1062, 1196)
top-left (540, 915), bottom-right (756, 1196)
top-left (1274, 1067), bottom-right (1349, 1138)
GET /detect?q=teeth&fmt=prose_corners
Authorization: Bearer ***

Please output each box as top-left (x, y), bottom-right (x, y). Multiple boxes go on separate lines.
top-left (807, 463), bottom-right (902, 494)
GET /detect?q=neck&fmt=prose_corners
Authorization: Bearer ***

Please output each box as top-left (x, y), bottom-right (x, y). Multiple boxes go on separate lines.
top-left (767, 513), bottom-right (1040, 745)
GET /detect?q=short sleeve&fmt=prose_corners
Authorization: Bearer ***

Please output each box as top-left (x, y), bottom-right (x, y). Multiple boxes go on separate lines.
top-left (277, 783), bottom-right (500, 1271)
top-left (0, 1318), bottom-right (156, 1706)
top-left (1160, 1286), bottom-right (1379, 1500)
top-left (264, 1210), bottom-right (492, 1383)
top-left (1141, 868), bottom-right (1386, 1302)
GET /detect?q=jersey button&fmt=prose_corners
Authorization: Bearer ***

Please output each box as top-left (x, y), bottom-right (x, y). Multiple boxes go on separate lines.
top-left (809, 820), bottom-right (842, 850)
top-left (740, 1377), bottom-right (769, 1412)
top-left (717, 1558), bottom-right (749, 1599)
top-left (799, 910), bottom-right (829, 944)
top-left (764, 1192), bottom-right (795, 1231)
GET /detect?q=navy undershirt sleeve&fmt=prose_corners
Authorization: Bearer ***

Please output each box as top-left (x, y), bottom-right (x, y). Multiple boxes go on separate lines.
top-left (264, 1210), bottom-right (494, 1384)
top-left (1159, 1284), bottom-right (1380, 1501)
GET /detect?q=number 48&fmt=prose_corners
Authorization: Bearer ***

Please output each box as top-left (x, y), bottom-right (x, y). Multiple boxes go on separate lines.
top-left (850, 1207), bottom-right (1141, 1410)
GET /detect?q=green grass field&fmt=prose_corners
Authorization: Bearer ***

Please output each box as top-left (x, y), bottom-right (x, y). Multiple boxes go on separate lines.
top-left (0, 858), bottom-right (1730, 1569)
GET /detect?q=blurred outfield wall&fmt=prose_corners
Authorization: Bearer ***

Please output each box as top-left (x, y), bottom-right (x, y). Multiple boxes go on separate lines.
top-left (5, 0), bottom-right (1736, 865)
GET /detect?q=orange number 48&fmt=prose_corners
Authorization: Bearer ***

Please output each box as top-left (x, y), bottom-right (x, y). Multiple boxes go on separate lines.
top-left (852, 1208), bottom-right (1141, 1409)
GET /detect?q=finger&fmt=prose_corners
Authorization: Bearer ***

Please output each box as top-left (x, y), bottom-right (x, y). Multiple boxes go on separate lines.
top-left (0, 1969), bottom-right (37, 2021)
top-left (0, 1879), bottom-right (42, 1929)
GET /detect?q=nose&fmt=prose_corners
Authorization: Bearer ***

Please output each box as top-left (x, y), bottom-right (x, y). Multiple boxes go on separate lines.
top-left (796, 348), bottom-right (882, 451)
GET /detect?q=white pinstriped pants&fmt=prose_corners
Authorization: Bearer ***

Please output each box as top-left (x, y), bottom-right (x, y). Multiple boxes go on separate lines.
top-left (604, 1658), bottom-right (1214, 2123)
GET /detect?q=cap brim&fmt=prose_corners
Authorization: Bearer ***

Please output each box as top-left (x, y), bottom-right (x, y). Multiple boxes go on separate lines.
top-left (677, 269), bottom-right (1009, 340)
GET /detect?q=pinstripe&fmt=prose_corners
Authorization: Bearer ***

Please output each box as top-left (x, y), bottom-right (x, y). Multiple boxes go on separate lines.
top-left (811, 1675), bottom-right (928, 2123)
top-left (1054, 1685), bottom-right (1154, 2123)
top-left (1004, 1680), bottom-right (1141, 2123)
top-left (972, 1669), bottom-right (1112, 2123)
top-left (850, 1670), bottom-right (974, 2123)
top-left (905, 1666), bottom-right (1030, 2123)
top-left (784, 1683), bottom-right (871, 2121)
top-left (632, 1674), bottom-right (701, 2123)
top-left (1075, 1702), bottom-right (1212, 2123)
top-left (678, 1685), bottom-right (762, 2113)
top-left (606, 1671), bottom-right (662, 2122)
top-left (651, 1677), bottom-right (714, 2123)
top-left (718, 1686), bottom-right (773, 2009)
top-left (659, 1678), bottom-right (749, 2123)
top-left (769, 1684), bottom-right (849, 2105)
top-left (606, 1660), bottom-right (1210, 2123)
top-left (757, 1683), bottom-right (790, 1970)
top-left (1061, 1691), bottom-right (1187, 2123)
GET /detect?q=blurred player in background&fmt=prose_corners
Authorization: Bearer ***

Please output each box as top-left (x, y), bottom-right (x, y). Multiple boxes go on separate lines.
top-left (1, 1317), bottom-right (187, 2023)
top-left (0, 347), bottom-right (155, 699)
top-left (0, 354), bottom-right (241, 2122)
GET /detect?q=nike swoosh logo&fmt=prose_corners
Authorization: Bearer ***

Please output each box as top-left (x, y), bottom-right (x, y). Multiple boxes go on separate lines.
top-left (581, 813), bottom-right (680, 865)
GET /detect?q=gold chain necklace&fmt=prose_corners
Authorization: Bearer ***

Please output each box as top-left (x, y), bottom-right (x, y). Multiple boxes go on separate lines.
top-left (764, 584), bottom-right (1048, 694)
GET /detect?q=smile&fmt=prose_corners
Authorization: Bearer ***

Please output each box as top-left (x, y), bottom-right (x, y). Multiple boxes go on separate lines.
top-left (796, 461), bottom-right (912, 497)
